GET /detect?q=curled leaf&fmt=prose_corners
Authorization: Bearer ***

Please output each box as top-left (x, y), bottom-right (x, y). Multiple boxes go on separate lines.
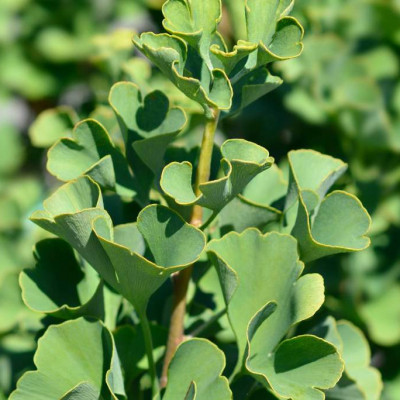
top-left (109, 82), bottom-right (187, 204)
top-left (161, 139), bottom-right (273, 217)
top-left (30, 177), bottom-right (206, 314)
top-left (93, 204), bottom-right (206, 313)
top-left (133, 33), bottom-right (232, 114)
top-left (162, 0), bottom-right (222, 69)
top-left (286, 150), bottom-right (371, 262)
top-left (210, 0), bottom-right (304, 75)
top-left (313, 317), bottom-right (382, 400)
top-left (47, 119), bottom-right (137, 199)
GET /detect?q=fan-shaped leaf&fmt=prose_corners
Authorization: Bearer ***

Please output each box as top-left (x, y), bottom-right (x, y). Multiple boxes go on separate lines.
top-left (286, 150), bottom-right (371, 262)
top-left (162, 0), bottom-right (222, 70)
top-left (313, 317), bottom-right (382, 400)
top-left (9, 318), bottom-right (125, 400)
top-left (20, 239), bottom-right (104, 320)
top-left (30, 177), bottom-right (206, 314)
top-left (161, 139), bottom-right (273, 218)
top-left (47, 119), bottom-right (137, 199)
top-left (93, 204), bottom-right (206, 314)
top-left (29, 106), bottom-right (78, 148)
top-left (163, 338), bottom-right (231, 400)
top-left (207, 230), bottom-right (325, 368)
top-left (133, 33), bottom-right (232, 115)
top-left (109, 82), bottom-right (187, 203)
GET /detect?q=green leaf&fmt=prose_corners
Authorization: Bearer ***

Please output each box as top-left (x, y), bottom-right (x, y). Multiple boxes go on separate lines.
top-left (248, 333), bottom-right (344, 400)
top-left (229, 67), bottom-right (283, 115)
top-left (20, 239), bottom-right (105, 320)
top-left (29, 106), bottom-right (78, 148)
top-left (242, 163), bottom-right (288, 207)
top-left (211, 0), bottom-right (303, 76)
top-left (0, 124), bottom-right (24, 176)
top-left (133, 33), bottom-right (232, 114)
top-left (109, 82), bottom-right (186, 175)
top-left (360, 285), bottom-right (400, 346)
top-left (31, 177), bottom-right (206, 315)
top-left (47, 119), bottom-right (137, 199)
top-left (218, 195), bottom-right (281, 234)
top-left (286, 150), bottom-right (371, 262)
top-left (313, 317), bottom-right (382, 400)
top-left (109, 82), bottom-right (187, 203)
top-left (207, 230), bottom-right (325, 370)
top-left (60, 382), bottom-right (99, 399)
top-left (0, 273), bottom-right (36, 334)
top-left (30, 176), bottom-right (115, 282)
top-left (161, 139), bottom-right (273, 217)
top-left (162, 0), bottom-right (222, 70)
top-left (163, 338), bottom-right (232, 400)
top-left (9, 318), bottom-right (125, 400)
top-left (93, 204), bottom-right (206, 313)
top-left (114, 324), bottom-right (167, 384)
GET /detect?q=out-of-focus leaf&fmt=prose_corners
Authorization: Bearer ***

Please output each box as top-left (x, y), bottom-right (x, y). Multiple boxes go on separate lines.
top-left (29, 106), bottom-right (78, 148)
top-left (0, 124), bottom-right (24, 176)
top-left (360, 285), bottom-right (400, 346)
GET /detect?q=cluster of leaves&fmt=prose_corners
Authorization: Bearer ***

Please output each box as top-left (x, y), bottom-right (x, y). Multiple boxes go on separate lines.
top-left (2, 1), bottom-right (386, 400)
top-left (221, 1), bottom-right (400, 397)
top-left (0, 1), bottom-right (168, 397)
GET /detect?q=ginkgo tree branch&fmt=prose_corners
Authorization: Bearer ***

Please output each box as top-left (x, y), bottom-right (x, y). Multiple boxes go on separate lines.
top-left (161, 109), bottom-right (220, 388)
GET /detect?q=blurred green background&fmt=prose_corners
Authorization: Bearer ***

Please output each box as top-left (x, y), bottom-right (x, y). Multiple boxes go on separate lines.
top-left (0, 0), bottom-right (399, 398)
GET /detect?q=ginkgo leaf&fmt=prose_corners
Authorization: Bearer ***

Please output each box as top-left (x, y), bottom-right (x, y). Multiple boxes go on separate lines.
top-left (286, 150), bottom-right (371, 262)
top-left (207, 230), bottom-right (325, 368)
top-left (210, 0), bottom-right (303, 76)
top-left (30, 176), bottom-right (206, 316)
top-left (161, 139), bottom-right (273, 220)
top-left (162, 0), bottom-right (222, 70)
top-left (92, 204), bottom-right (206, 315)
top-left (109, 82), bottom-right (187, 204)
top-left (208, 229), bottom-right (343, 399)
top-left (109, 82), bottom-right (186, 175)
top-left (312, 317), bottom-right (383, 400)
top-left (133, 33), bottom-right (233, 115)
top-left (47, 119), bottom-right (137, 199)
top-left (20, 239), bottom-right (105, 320)
top-left (9, 318), bottom-right (125, 400)
top-left (29, 106), bottom-right (78, 148)
top-left (163, 338), bottom-right (232, 400)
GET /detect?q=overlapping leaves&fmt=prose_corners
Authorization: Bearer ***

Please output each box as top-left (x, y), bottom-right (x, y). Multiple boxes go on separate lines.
top-left (285, 150), bottom-right (371, 262)
top-left (208, 230), bottom-right (343, 399)
top-left (134, 0), bottom-right (304, 115)
top-left (161, 139), bottom-right (273, 221)
top-left (312, 317), bottom-right (382, 400)
top-left (30, 176), bottom-right (205, 315)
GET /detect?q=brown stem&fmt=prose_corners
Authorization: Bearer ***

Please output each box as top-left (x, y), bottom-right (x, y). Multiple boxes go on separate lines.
top-left (160, 109), bottom-right (220, 388)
